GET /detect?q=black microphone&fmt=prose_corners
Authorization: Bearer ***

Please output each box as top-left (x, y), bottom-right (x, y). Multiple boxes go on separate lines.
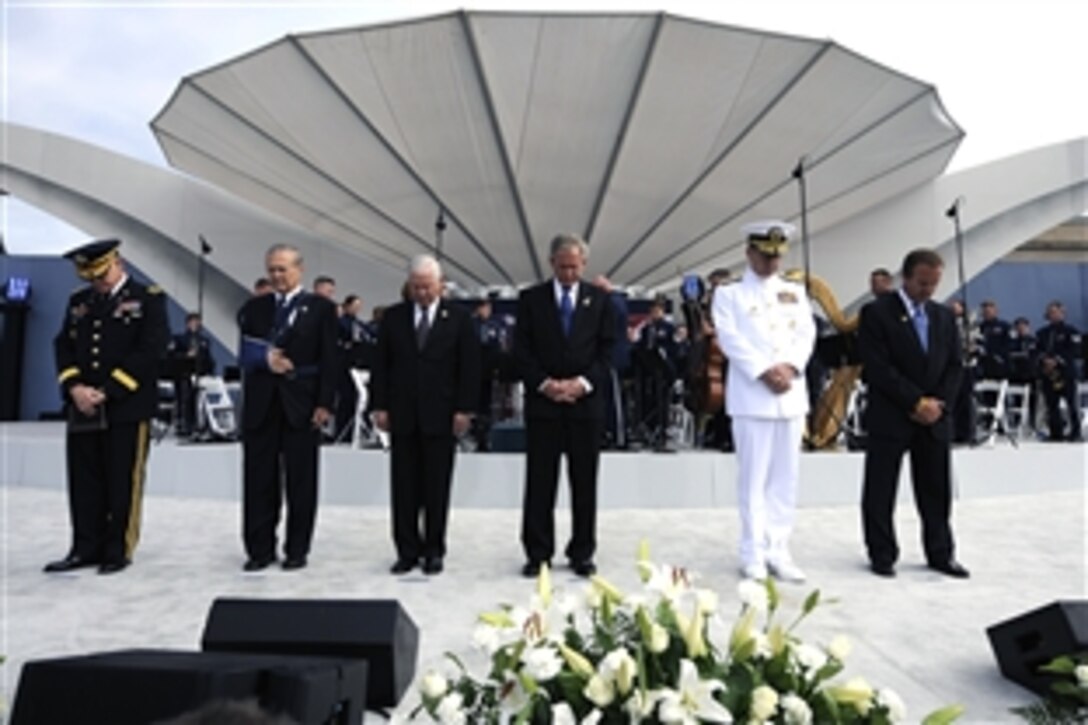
top-left (435, 208), bottom-right (447, 232)
top-left (791, 156), bottom-right (807, 180)
top-left (945, 197), bottom-right (963, 219)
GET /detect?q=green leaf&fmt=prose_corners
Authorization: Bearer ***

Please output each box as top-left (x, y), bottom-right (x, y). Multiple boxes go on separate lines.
top-left (802, 589), bottom-right (821, 616)
top-left (1051, 681), bottom-right (1079, 696)
top-left (920, 704), bottom-right (966, 725)
top-left (765, 577), bottom-right (780, 614)
top-left (1040, 656), bottom-right (1077, 675)
top-left (811, 659), bottom-right (844, 684)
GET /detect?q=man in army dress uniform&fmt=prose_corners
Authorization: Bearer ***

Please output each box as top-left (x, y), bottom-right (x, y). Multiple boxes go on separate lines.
top-left (46, 239), bottom-right (169, 574)
top-left (712, 221), bottom-right (816, 582)
top-left (1036, 301), bottom-right (1082, 442)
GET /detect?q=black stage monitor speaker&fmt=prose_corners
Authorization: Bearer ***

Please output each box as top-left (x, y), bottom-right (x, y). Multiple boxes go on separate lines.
top-left (987, 600), bottom-right (1088, 696)
top-left (202, 598), bottom-right (418, 709)
top-left (10, 649), bottom-right (367, 725)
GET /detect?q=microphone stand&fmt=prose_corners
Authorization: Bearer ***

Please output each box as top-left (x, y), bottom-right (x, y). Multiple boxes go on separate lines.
top-left (197, 234), bottom-right (212, 320)
top-left (435, 208), bottom-right (447, 264)
top-left (792, 157), bottom-right (817, 450)
top-left (945, 200), bottom-right (990, 447)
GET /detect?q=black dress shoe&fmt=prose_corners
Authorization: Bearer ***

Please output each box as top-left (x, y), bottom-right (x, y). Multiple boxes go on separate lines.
top-left (870, 562), bottom-right (896, 578)
top-left (390, 558), bottom-right (417, 575)
top-left (422, 557), bottom-right (444, 575)
top-left (570, 560), bottom-right (597, 577)
top-left (282, 556), bottom-right (307, 571)
top-left (928, 559), bottom-right (970, 578)
top-left (43, 555), bottom-right (99, 573)
top-left (243, 557), bottom-right (275, 572)
top-left (521, 560), bottom-right (549, 578)
top-left (98, 559), bottom-right (130, 575)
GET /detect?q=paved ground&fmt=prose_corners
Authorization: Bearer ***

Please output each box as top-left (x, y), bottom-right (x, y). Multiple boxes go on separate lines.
top-left (1, 482), bottom-right (1084, 722)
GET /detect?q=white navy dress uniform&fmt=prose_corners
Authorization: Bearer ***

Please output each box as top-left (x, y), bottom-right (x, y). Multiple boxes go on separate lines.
top-left (712, 221), bottom-right (816, 582)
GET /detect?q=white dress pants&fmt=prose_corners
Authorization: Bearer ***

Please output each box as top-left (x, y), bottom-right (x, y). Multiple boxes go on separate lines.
top-left (731, 415), bottom-right (804, 567)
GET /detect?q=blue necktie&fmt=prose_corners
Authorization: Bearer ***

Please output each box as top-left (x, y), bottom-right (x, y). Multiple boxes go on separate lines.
top-left (274, 295), bottom-right (290, 329)
top-left (912, 304), bottom-right (929, 353)
top-left (560, 286), bottom-right (574, 337)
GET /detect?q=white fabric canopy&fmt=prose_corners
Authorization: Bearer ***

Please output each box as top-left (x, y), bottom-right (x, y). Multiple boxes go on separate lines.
top-left (152, 11), bottom-right (962, 291)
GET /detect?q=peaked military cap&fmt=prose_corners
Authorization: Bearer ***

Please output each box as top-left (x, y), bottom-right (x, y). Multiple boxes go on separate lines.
top-left (742, 220), bottom-right (795, 257)
top-left (64, 239), bottom-right (121, 280)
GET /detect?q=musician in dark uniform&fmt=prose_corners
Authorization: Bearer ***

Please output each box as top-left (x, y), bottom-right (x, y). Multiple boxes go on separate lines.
top-left (636, 296), bottom-right (678, 449)
top-left (46, 239), bottom-right (169, 574)
top-left (1008, 317), bottom-right (1037, 385)
top-left (1036, 301), bottom-right (1082, 442)
top-left (237, 244), bottom-right (338, 571)
top-left (168, 312), bottom-right (215, 436)
top-left (977, 300), bottom-right (1012, 380)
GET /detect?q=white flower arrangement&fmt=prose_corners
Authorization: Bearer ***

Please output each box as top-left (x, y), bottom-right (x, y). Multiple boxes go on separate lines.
top-left (409, 543), bottom-right (964, 724)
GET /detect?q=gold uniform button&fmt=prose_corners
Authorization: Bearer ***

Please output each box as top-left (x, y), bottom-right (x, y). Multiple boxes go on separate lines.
top-left (94, 320), bottom-right (102, 328)
top-left (91, 362), bottom-right (100, 369)
top-left (92, 347), bottom-right (99, 355)
top-left (93, 334), bottom-right (100, 341)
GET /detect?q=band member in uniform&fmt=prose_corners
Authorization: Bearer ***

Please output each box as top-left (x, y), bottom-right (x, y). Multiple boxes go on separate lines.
top-left (1008, 317), bottom-right (1037, 385)
top-left (859, 249), bottom-right (968, 578)
top-left (515, 233), bottom-right (616, 578)
top-left (168, 312), bottom-right (215, 437)
top-left (977, 300), bottom-right (1012, 380)
top-left (46, 239), bottom-right (169, 574)
top-left (712, 221), bottom-right (816, 582)
top-left (1036, 300), bottom-right (1082, 442)
top-left (237, 244), bottom-right (338, 571)
top-left (869, 268), bottom-right (895, 297)
top-left (371, 255), bottom-right (479, 575)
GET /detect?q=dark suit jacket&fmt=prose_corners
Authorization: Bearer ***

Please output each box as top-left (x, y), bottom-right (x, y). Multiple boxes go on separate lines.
top-left (237, 292), bottom-right (338, 431)
top-left (859, 292), bottom-right (963, 441)
top-left (370, 300), bottom-right (479, 436)
top-left (514, 280), bottom-right (616, 421)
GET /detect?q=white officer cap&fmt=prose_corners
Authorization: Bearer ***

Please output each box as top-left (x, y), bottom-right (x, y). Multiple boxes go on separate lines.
top-left (741, 220), bottom-right (795, 257)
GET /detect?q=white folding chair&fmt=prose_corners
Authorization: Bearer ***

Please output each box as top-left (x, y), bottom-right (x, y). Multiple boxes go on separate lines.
top-left (349, 369), bottom-right (388, 450)
top-left (972, 379), bottom-right (1008, 446)
top-left (195, 375), bottom-right (238, 440)
top-left (1002, 382), bottom-right (1032, 439)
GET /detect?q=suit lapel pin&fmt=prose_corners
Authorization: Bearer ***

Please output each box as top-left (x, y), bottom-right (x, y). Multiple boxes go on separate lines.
top-left (582, 297), bottom-right (591, 307)
top-left (441, 309), bottom-right (449, 319)
top-left (900, 315), bottom-right (908, 323)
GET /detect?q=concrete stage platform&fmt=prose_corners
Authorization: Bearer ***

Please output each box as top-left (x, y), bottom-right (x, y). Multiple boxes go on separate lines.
top-left (0, 422), bottom-right (1085, 722)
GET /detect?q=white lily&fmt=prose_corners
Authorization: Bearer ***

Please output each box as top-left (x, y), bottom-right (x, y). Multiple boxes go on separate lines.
top-left (584, 673), bottom-right (615, 707)
top-left (657, 659), bottom-right (733, 723)
top-left (828, 634), bottom-right (852, 661)
top-left (434, 692), bottom-right (466, 725)
top-left (600, 648), bottom-right (637, 695)
top-left (520, 644), bottom-right (563, 682)
top-left (749, 684), bottom-right (778, 721)
top-left (419, 671), bottom-right (448, 700)
top-left (780, 692), bottom-right (813, 725)
top-left (875, 688), bottom-right (907, 722)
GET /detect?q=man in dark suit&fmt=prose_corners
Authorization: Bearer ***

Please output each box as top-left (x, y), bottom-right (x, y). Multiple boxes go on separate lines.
top-left (47, 238), bottom-right (169, 575)
top-left (236, 244), bottom-right (338, 572)
top-left (371, 255), bottom-right (479, 576)
top-left (514, 233), bottom-right (616, 577)
top-left (859, 248), bottom-right (968, 579)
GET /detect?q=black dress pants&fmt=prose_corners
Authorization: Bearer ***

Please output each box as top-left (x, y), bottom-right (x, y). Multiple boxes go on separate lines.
top-left (389, 431), bottom-right (456, 560)
top-left (861, 428), bottom-right (954, 567)
top-left (65, 420), bottom-right (151, 564)
top-left (242, 399), bottom-right (320, 561)
top-left (521, 415), bottom-right (602, 565)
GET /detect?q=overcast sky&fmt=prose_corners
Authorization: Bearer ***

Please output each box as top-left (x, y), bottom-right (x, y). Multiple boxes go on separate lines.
top-left (3, 0), bottom-right (1086, 254)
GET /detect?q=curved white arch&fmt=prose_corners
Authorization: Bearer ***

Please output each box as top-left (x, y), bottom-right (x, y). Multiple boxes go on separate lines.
top-left (0, 122), bottom-right (406, 342)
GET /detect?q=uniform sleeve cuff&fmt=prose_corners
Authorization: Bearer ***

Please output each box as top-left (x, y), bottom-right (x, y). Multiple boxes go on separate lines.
top-left (111, 368), bottom-right (139, 392)
top-left (58, 367), bottom-right (81, 384)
